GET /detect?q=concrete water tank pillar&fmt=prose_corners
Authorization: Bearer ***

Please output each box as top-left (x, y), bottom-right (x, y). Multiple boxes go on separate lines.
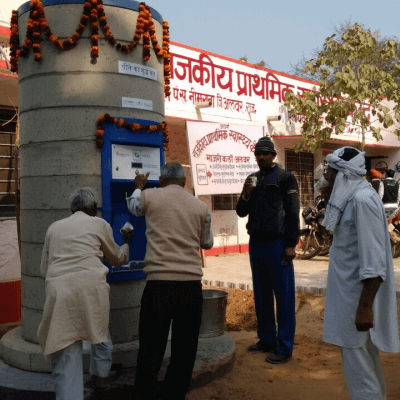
top-left (1, 0), bottom-right (168, 372)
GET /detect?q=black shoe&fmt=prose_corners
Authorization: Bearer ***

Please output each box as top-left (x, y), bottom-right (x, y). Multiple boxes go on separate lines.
top-left (265, 350), bottom-right (292, 364)
top-left (247, 340), bottom-right (275, 353)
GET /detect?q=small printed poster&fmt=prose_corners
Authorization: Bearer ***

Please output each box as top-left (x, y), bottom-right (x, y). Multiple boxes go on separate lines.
top-left (122, 97), bottom-right (153, 111)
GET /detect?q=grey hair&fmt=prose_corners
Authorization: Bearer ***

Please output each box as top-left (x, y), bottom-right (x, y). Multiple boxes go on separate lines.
top-left (70, 187), bottom-right (98, 213)
top-left (160, 162), bottom-right (185, 181)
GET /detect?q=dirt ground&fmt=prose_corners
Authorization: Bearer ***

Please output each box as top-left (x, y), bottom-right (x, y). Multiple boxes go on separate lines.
top-left (188, 287), bottom-right (400, 400)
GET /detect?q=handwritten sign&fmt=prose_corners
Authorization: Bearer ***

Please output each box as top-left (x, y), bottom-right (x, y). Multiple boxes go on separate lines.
top-left (118, 61), bottom-right (157, 80)
top-left (187, 121), bottom-right (262, 195)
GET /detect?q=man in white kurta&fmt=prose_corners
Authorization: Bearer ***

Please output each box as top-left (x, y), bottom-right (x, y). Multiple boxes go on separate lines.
top-left (37, 189), bottom-right (130, 400)
top-left (323, 147), bottom-right (399, 400)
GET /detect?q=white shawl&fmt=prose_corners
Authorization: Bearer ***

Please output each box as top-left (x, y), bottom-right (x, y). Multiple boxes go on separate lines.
top-left (322, 147), bottom-right (370, 233)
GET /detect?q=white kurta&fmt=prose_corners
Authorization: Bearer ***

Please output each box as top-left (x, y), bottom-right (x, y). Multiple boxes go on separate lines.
top-left (37, 212), bottom-right (129, 356)
top-left (323, 186), bottom-right (399, 352)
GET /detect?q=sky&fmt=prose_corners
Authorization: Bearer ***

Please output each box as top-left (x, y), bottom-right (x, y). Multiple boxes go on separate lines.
top-left (2, 0), bottom-right (399, 75)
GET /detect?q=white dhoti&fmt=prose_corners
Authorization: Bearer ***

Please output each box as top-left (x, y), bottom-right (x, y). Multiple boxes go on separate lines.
top-left (50, 332), bottom-right (113, 400)
top-left (340, 333), bottom-right (386, 400)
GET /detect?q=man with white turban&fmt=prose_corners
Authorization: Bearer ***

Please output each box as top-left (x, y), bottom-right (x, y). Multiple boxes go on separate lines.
top-left (322, 146), bottom-right (399, 400)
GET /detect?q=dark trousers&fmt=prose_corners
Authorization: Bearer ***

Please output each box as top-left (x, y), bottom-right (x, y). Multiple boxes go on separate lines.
top-left (133, 280), bottom-right (203, 400)
top-left (249, 238), bottom-right (296, 356)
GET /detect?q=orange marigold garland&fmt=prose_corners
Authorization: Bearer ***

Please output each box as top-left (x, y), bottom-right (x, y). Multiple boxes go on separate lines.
top-left (162, 21), bottom-right (171, 97)
top-left (9, 0), bottom-right (171, 96)
top-left (9, 11), bottom-right (20, 72)
top-left (96, 114), bottom-right (170, 151)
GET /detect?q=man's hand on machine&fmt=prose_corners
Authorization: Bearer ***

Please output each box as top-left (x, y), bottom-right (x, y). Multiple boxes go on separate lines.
top-left (134, 171), bottom-right (150, 190)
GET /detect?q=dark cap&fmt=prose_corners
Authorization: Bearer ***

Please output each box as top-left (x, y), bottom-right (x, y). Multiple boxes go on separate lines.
top-left (254, 137), bottom-right (276, 154)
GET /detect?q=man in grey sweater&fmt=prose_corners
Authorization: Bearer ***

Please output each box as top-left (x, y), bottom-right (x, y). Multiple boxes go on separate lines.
top-left (126, 162), bottom-right (213, 400)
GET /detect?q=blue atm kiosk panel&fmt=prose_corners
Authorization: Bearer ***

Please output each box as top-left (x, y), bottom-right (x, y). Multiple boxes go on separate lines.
top-left (101, 118), bottom-right (165, 282)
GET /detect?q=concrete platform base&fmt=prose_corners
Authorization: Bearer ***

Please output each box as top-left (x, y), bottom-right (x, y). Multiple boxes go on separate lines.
top-left (0, 326), bottom-right (169, 373)
top-left (0, 332), bottom-right (236, 399)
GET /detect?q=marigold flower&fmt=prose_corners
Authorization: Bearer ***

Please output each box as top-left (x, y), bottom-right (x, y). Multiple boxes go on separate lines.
top-left (91, 0), bottom-right (98, 5)
top-left (34, 53), bottom-right (42, 61)
top-left (102, 24), bottom-right (110, 31)
top-left (117, 119), bottom-right (125, 127)
top-left (96, 139), bottom-right (103, 148)
top-left (91, 22), bottom-right (98, 29)
top-left (96, 129), bottom-right (104, 136)
top-left (100, 16), bottom-right (107, 23)
top-left (72, 33), bottom-right (80, 41)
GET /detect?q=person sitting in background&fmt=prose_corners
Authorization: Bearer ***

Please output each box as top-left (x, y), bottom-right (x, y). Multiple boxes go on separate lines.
top-left (37, 187), bottom-right (132, 400)
top-left (368, 169), bottom-right (382, 194)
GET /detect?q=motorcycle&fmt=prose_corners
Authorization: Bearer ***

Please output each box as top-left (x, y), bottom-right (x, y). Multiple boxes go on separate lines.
top-left (296, 203), bottom-right (400, 260)
top-left (295, 204), bottom-right (332, 260)
top-left (387, 212), bottom-right (400, 258)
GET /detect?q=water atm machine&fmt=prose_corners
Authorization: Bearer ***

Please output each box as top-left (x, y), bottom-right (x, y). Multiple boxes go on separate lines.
top-left (101, 118), bottom-right (165, 282)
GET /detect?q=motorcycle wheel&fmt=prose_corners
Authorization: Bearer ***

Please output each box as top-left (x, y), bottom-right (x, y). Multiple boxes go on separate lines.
top-left (318, 248), bottom-right (330, 256)
top-left (295, 229), bottom-right (322, 260)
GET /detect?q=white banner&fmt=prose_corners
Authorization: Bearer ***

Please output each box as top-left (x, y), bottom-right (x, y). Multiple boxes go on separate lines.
top-left (187, 121), bottom-right (262, 195)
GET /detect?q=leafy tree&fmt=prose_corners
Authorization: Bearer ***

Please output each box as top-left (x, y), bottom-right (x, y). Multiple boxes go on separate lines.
top-left (289, 19), bottom-right (400, 86)
top-left (284, 24), bottom-right (400, 152)
top-left (238, 57), bottom-right (271, 69)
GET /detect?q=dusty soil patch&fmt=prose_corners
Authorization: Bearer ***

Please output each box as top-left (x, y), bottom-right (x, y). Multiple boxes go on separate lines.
top-left (188, 287), bottom-right (400, 400)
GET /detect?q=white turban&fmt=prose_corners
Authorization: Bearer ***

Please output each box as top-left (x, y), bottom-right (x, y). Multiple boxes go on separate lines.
top-left (322, 147), bottom-right (370, 233)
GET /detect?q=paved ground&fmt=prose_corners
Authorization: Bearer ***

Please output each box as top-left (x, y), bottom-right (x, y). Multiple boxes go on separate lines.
top-left (202, 253), bottom-right (400, 295)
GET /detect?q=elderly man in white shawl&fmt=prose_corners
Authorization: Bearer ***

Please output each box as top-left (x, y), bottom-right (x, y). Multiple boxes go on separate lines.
top-left (37, 187), bottom-right (132, 400)
top-left (322, 147), bottom-right (399, 400)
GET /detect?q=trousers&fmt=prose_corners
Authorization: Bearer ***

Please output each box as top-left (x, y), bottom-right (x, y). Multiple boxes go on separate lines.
top-left (133, 280), bottom-right (203, 400)
top-left (340, 333), bottom-right (387, 400)
top-left (249, 238), bottom-right (296, 356)
top-left (50, 331), bottom-right (113, 400)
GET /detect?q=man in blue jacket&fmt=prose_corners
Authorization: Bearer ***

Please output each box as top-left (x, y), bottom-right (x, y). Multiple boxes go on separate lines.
top-left (236, 136), bottom-right (300, 364)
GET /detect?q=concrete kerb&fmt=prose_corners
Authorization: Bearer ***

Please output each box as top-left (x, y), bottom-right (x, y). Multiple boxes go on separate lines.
top-left (202, 279), bottom-right (400, 298)
top-left (202, 279), bottom-right (326, 295)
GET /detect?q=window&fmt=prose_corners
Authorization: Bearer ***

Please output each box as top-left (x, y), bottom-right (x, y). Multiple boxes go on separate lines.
top-left (0, 106), bottom-right (18, 219)
top-left (212, 194), bottom-right (241, 211)
top-left (285, 149), bottom-right (314, 208)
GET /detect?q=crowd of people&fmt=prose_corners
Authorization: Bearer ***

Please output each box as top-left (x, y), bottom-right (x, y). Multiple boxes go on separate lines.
top-left (37, 139), bottom-right (399, 400)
